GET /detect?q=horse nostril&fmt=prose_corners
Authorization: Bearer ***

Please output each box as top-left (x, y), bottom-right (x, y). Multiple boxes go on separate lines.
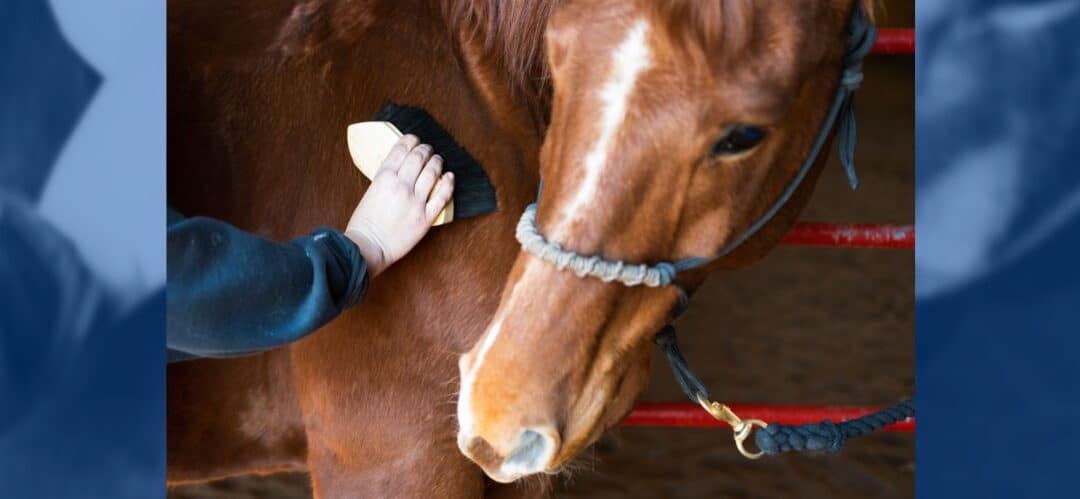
top-left (501, 428), bottom-right (559, 477)
top-left (459, 433), bottom-right (501, 469)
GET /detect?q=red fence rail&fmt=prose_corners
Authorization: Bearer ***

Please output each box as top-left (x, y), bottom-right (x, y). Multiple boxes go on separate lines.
top-left (623, 403), bottom-right (915, 432)
top-left (873, 28), bottom-right (914, 55)
top-left (783, 222), bottom-right (914, 249)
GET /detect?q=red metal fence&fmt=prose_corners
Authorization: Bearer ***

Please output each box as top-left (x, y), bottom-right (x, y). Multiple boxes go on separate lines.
top-left (874, 28), bottom-right (915, 55)
top-left (625, 403), bottom-right (915, 432)
top-left (621, 27), bottom-right (915, 436)
top-left (784, 222), bottom-right (914, 249)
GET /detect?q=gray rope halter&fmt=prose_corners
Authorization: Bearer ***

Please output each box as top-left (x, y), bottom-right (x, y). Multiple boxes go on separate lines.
top-left (516, 205), bottom-right (678, 287)
top-left (516, 7), bottom-right (876, 288)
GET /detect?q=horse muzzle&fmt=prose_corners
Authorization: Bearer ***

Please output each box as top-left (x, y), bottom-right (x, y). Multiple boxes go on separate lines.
top-left (456, 424), bottom-right (561, 483)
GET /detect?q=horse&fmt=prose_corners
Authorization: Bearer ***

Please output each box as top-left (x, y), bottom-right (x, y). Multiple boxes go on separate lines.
top-left (166, 0), bottom-right (873, 497)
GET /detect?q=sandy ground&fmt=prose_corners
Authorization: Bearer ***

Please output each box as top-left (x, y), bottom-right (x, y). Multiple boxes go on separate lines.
top-left (171, 4), bottom-right (913, 497)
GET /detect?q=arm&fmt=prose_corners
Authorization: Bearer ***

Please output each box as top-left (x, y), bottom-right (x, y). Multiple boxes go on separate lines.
top-left (166, 210), bottom-right (368, 358)
top-left (166, 134), bottom-right (454, 359)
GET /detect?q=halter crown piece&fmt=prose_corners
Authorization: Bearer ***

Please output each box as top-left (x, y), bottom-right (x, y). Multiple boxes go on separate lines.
top-left (517, 6), bottom-right (877, 288)
top-left (517, 6), bottom-right (914, 460)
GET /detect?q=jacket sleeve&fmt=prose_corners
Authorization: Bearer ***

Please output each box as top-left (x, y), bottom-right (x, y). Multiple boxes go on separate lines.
top-left (166, 208), bottom-right (368, 359)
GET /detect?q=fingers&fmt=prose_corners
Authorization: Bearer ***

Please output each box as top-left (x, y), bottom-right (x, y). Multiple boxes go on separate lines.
top-left (380, 134), bottom-right (420, 174)
top-left (414, 154), bottom-right (443, 198)
top-left (397, 143), bottom-right (433, 184)
top-left (425, 172), bottom-right (455, 222)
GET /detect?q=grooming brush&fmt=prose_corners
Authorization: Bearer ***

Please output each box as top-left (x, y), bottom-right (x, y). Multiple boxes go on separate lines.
top-left (347, 104), bottom-right (497, 226)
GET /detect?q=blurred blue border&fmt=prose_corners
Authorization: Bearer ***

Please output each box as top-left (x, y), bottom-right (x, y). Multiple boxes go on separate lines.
top-left (916, 0), bottom-right (1080, 496)
top-left (0, 1), bottom-right (164, 497)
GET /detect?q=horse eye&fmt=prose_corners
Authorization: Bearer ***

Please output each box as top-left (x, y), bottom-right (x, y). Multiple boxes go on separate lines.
top-left (711, 125), bottom-right (766, 156)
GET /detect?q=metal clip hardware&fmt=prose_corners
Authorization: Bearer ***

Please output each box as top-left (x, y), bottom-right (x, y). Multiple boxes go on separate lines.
top-left (695, 393), bottom-right (769, 459)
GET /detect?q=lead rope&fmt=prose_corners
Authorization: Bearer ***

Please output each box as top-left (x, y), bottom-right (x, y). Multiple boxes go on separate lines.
top-left (654, 318), bottom-right (914, 458)
top-left (755, 400), bottom-right (915, 455)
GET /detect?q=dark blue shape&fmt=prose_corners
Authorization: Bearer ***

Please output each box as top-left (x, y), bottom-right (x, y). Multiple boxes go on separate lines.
top-left (0, 290), bottom-right (164, 498)
top-left (917, 0), bottom-right (1080, 496)
top-left (0, 0), bottom-right (100, 202)
top-left (0, 193), bottom-right (114, 433)
top-left (1, 1), bottom-right (164, 497)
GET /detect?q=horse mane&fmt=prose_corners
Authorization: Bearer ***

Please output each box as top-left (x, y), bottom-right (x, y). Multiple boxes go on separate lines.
top-left (441, 0), bottom-right (561, 95)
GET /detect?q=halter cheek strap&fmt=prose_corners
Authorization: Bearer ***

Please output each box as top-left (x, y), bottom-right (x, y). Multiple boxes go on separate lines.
top-left (516, 7), bottom-right (877, 287)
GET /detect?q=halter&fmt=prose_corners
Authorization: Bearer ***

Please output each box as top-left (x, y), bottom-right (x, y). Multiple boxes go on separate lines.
top-left (518, 7), bottom-right (875, 287)
top-left (515, 6), bottom-right (914, 458)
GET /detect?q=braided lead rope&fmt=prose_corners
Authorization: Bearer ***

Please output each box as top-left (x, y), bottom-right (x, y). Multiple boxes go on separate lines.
top-left (516, 204), bottom-right (677, 287)
top-left (656, 324), bottom-right (913, 458)
top-left (755, 399), bottom-right (915, 455)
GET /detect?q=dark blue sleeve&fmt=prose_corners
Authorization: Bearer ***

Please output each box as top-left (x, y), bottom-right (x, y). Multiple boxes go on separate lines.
top-left (166, 208), bottom-right (368, 359)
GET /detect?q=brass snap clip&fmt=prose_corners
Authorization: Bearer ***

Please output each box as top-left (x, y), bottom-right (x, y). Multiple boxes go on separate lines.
top-left (696, 393), bottom-right (768, 460)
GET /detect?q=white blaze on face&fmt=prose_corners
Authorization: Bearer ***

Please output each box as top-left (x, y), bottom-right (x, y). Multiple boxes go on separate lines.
top-left (457, 259), bottom-right (541, 439)
top-left (457, 19), bottom-right (653, 444)
top-left (550, 20), bottom-right (653, 240)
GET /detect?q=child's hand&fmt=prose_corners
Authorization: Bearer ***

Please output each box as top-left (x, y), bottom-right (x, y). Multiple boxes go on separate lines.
top-left (345, 135), bottom-right (454, 276)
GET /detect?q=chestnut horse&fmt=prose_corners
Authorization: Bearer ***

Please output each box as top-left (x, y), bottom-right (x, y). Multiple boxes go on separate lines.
top-left (167, 0), bottom-right (872, 497)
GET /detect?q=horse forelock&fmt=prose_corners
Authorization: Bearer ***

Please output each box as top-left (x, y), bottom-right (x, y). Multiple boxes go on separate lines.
top-left (648, 0), bottom-right (875, 76)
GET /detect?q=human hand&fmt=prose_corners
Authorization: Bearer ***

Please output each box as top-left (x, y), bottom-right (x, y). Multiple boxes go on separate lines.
top-left (345, 135), bottom-right (454, 276)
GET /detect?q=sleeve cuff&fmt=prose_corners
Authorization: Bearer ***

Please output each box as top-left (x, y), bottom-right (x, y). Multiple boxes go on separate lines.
top-left (311, 228), bottom-right (369, 310)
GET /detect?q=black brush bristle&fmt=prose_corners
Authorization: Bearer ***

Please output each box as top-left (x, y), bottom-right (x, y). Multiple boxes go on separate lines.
top-left (372, 103), bottom-right (497, 219)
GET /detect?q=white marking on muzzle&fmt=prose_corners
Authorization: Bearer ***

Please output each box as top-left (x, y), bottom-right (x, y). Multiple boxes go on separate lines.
top-left (458, 259), bottom-right (540, 438)
top-left (458, 18), bottom-right (653, 446)
top-left (550, 20), bottom-right (653, 240)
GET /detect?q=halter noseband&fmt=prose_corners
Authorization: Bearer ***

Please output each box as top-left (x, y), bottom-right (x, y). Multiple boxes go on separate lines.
top-left (516, 7), bottom-right (877, 288)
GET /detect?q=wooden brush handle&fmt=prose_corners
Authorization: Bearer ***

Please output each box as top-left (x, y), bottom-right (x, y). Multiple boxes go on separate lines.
top-left (346, 122), bottom-right (454, 226)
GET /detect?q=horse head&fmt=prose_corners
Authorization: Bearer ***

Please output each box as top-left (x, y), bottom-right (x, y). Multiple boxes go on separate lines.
top-left (456, 0), bottom-right (873, 482)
